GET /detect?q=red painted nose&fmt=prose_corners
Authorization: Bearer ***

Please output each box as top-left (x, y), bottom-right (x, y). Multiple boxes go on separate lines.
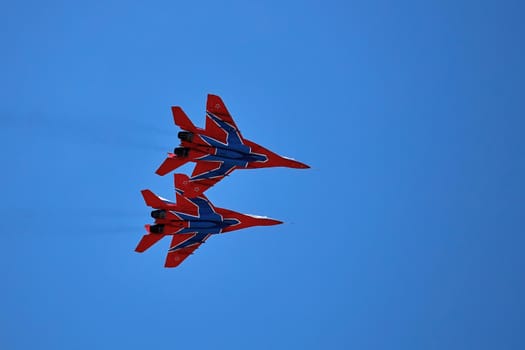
top-left (283, 158), bottom-right (310, 169)
top-left (261, 153), bottom-right (310, 169)
top-left (251, 216), bottom-right (284, 226)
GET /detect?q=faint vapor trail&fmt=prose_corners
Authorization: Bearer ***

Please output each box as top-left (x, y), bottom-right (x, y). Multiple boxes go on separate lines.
top-left (0, 112), bottom-right (173, 152)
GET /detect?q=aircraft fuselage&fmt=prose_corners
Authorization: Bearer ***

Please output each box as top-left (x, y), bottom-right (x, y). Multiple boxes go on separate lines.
top-left (151, 208), bottom-right (240, 235)
top-left (180, 137), bottom-right (267, 165)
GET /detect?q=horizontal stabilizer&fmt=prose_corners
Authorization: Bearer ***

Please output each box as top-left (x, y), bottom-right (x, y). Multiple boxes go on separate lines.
top-left (172, 106), bottom-right (197, 132)
top-left (141, 190), bottom-right (168, 208)
top-left (156, 155), bottom-right (189, 176)
top-left (135, 233), bottom-right (165, 253)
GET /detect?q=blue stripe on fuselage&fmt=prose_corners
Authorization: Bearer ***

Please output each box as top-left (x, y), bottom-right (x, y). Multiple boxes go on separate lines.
top-left (204, 112), bottom-right (247, 151)
top-left (167, 196), bottom-right (240, 248)
top-left (173, 196), bottom-right (220, 221)
top-left (190, 159), bottom-right (237, 180)
top-left (192, 113), bottom-right (267, 180)
top-left (167, 218), bottom-right (241, 253)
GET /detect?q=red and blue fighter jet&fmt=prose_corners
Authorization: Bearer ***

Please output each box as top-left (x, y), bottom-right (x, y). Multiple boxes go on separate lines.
top-left (156, 94), bottom-right (309, 197)
top-left (135, 174), bottom-right (282, 267)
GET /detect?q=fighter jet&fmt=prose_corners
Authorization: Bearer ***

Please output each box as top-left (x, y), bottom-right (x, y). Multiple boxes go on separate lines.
top-left (156, 94), bottom-right (309, 197)
top-left (135, 174), bottom-right (282, 268)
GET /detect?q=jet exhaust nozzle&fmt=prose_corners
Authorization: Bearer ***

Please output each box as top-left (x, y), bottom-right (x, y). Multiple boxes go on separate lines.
top-left (149, 224), bottom-right (165, 234)
top-left (178, 131), bottom-right (194, 142)
top-left (151, 210), bottom-right (166, 219)
top-left (174, 147), bottom-right (190, 157)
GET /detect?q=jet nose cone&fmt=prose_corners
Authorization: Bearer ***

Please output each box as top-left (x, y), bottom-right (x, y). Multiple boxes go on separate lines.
top-left (264, 218), bottom-right (284, 226)
top-left (282, 157), bottom-right (310, 169)
top-left (247, 215), bottom-right (283, 226)
top-left (256, 217), bottom-right (283, 226)
top-left (295, 161), bottom-right (310, 169)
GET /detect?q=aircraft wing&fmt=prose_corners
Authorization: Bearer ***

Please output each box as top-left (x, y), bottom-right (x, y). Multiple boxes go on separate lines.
top-left (164, 232), bottom-right (211, 268)
top-left (206, 94), bottom-right (241, 135)
top-left (173, 161), bottom-right (236, 197)
top-left (135, 233), bottom-right (166, 253)
top-left (191, 160), bottom-right (236, 181)
top-left (156, 154), bottom-right (190, 176)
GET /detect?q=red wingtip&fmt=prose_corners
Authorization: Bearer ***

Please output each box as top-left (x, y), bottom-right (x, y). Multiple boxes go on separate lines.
top-left (156, 154), bottom-right (189, 176)
top-left (207, 94), bottom-right (226, 112)
top-left (164, 253), bottom-right (185, 268)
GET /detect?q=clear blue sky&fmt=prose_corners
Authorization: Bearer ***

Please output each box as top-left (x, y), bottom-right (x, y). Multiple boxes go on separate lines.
top-left (1, 1), bottom-right (524, 349)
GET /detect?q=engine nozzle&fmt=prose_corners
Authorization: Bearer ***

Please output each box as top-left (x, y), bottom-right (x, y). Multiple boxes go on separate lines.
top-left (150, 209), bottom-right (166, 219)
top-left (174, 147), bottom-right (190, 157)
top-left (178, 131), bottom-right (194, 142)
top-left (149, 224), bottom-right (165, 234)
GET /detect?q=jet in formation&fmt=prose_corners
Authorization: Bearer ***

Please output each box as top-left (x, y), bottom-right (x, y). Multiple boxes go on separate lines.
top-left (156, 94), bottom-right (309, 197)
top-left (136, 174), bottom-right (282, 267)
